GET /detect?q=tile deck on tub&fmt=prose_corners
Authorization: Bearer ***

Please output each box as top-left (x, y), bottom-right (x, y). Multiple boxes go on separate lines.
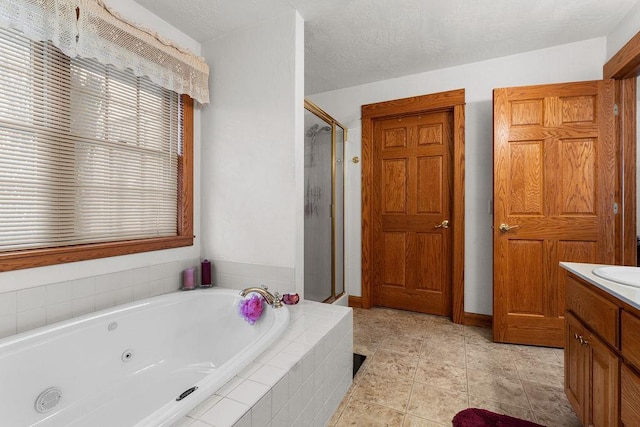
top-left (175, 301), bottom-right (353, 427)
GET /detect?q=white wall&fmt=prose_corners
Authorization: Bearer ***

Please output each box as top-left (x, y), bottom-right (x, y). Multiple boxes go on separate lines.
top-left (607, 0), bottom-right (640, 61)
top-left (200, 11), bottom-right (305, 295)
top-left (0, 0), bottom-right (202, 337)
top-left (309, 38), bottom-right (607, 315)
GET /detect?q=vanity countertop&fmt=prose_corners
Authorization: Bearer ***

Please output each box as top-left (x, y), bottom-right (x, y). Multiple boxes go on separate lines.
top-left (561, 262), bottom-right (640, 312)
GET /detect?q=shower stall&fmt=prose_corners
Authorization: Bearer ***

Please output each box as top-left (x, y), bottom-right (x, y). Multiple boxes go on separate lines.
top-left (304, 100), bottom-right (346, 303)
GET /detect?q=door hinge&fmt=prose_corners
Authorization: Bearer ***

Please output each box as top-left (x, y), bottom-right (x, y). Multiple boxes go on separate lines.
top-left (614, 202), bottom-right (619, 215)
top-left (614, 104), bottom-right (619, 116)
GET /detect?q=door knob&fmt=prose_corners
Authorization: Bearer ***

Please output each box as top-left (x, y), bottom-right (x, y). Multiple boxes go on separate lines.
top-left (499, 223), bottom-right (519, 233)
top-left (435, 220), bottom-right (449, 229)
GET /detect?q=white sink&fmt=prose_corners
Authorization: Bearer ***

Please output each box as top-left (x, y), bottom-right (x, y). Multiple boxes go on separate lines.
top-left (592, 266), bottom-right (640, 288)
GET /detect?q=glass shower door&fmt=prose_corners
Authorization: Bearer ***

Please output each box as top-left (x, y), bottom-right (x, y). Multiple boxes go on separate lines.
top-left (304, 101), bottom-right (346, 303)
top-left (304, 110), bottom-right (333, 302)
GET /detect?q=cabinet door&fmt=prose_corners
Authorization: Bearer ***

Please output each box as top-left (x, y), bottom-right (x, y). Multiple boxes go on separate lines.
top-left (565, 312), bottom-right (588, 425)
top-left (588, 330), bottom-right (619, 427)
top-left (621, 364), bottom-right (640, 426)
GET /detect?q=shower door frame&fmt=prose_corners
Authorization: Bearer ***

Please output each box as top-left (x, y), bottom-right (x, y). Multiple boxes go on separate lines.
top-left (304, 99), bottom-right (348, 303)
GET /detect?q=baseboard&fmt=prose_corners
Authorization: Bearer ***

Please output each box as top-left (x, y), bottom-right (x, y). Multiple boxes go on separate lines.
top-left (464, 312), bottom-right (493, 329)
top-left (348, 295), bottom-right (363, 308)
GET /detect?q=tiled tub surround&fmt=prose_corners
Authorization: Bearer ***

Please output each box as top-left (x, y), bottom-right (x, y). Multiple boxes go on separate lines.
top-left (173, 301), bottom-right (353, 427)
top-left (211, 259), bottom-right (296, 296)
top-left (0, 258), bottom-right (296, 341)
top-left (0, 258), bottom-right (201, 339)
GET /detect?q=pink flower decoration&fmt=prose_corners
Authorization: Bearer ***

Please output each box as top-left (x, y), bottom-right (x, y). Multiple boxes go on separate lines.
top-left (238, 294), bottom-right (264, 325)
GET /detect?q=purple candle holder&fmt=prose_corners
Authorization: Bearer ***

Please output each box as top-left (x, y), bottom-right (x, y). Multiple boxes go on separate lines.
top-left (201, 259), bottom-right (212, 287)
top-left (182, 267), bottom-right (196, 290)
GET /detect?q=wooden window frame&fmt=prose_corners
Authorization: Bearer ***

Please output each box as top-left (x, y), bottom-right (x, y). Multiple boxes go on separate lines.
top-left (0, 94), bottom-right (194, 272)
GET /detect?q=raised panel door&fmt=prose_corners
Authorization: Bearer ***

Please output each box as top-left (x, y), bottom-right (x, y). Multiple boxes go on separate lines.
top-left (494, 80), bottom-right (615, 346)
top-left (373, 111), bottom-right (453, 315)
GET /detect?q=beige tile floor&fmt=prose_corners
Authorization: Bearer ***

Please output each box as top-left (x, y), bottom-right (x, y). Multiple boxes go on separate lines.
top-left (328, 307), bottom-right (581, 427)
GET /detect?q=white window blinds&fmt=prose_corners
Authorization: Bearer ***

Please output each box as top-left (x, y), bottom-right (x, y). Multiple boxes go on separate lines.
top-left (0, 27), bottom-right (182, 252)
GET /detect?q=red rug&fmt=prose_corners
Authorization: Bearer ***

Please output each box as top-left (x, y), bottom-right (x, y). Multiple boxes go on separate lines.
top-left (452, 408), bottom-right (544, 427)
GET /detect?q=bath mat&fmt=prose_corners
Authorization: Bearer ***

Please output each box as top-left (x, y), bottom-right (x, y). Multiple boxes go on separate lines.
top-left (452, 408), bottom-right (544, 427)
top-left (353, 353), bottom-right (366, 378)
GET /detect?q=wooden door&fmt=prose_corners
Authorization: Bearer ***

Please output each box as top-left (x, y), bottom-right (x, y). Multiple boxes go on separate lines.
top-left (372, 111), bottom-right (453, 315)
top-left (494, 80), bottom-right (615, 347)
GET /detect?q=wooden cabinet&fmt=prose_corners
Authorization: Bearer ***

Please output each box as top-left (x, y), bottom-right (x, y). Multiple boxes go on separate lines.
top-left (565, 312), bottom-right (619, 427)
top-left (588, 328), bottom-right (619, 426)
top-left (621, 311), bottom-right (640, 370)
top-left (621, 364), bottom-right (640, 425)
top-left (621, 310), bottom-right (640, 426)
top-left (566, 276), bottom-right (618, 346)
top-left (564, 272), bottom-right (640, 427)
top-left (565, 313), bottom-right (588, 424)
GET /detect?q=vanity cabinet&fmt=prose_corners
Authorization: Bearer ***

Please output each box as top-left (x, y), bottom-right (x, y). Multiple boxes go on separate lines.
top-left (621, 310), bottom-right (640, 425)
top-left (565, 311), bottom-right (619, 427)
top-left (564, 273), bottom-right (640, 427)
top-left (621, 364), bottom-right (640, 425)
top-left (565, 312), bottom-right (588, 421)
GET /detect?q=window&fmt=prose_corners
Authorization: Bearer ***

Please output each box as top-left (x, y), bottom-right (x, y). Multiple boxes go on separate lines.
top-left (0, 27), bottom-right (193, 272)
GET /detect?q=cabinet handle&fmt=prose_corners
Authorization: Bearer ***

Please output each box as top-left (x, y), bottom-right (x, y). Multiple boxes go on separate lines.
top-left (575, 335), bottom-right (589, 345)
top-left (574, 333), bottom-right (580, 341)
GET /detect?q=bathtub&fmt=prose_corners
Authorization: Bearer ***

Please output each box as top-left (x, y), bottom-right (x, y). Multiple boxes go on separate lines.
top-left (0, 288), bottom-right (289, 427)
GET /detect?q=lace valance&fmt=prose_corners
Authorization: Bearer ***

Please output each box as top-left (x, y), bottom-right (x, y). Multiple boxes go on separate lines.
top-left (78, 0), bottom-right (209, 105)
top-left (0, 0), bottom-right (77, 57)
top-left (0, 0), bottom-right (210, 105)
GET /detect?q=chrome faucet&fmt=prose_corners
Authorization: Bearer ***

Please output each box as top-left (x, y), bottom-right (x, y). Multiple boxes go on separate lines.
top-left (240, 285), bottom-right (283, 308)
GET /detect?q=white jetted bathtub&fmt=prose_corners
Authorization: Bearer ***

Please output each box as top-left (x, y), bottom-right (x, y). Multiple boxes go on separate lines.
top-left (0, 288), bottom-right (289, 427)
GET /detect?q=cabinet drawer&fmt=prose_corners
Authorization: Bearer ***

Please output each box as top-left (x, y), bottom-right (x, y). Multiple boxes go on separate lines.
top-left (566, 275), bottom-right (619, 348)
top-left (621, 364), bottom-right (640, 426)
top-left (622, 311), bottom-right (640, 371)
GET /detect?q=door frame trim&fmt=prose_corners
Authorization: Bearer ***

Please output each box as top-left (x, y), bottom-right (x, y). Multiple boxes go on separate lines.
top-left (605, 32), bottom-right (640, 266)
top-left (361, 89), bottom-right (466, 324)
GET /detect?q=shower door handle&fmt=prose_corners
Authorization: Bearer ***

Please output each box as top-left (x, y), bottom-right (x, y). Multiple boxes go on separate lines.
top-left (435, 220), bottom-right (449, 229)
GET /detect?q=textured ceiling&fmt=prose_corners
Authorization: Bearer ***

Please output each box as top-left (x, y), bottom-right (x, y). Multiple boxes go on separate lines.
top-left (133, 0), bottom-right (640, 95)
